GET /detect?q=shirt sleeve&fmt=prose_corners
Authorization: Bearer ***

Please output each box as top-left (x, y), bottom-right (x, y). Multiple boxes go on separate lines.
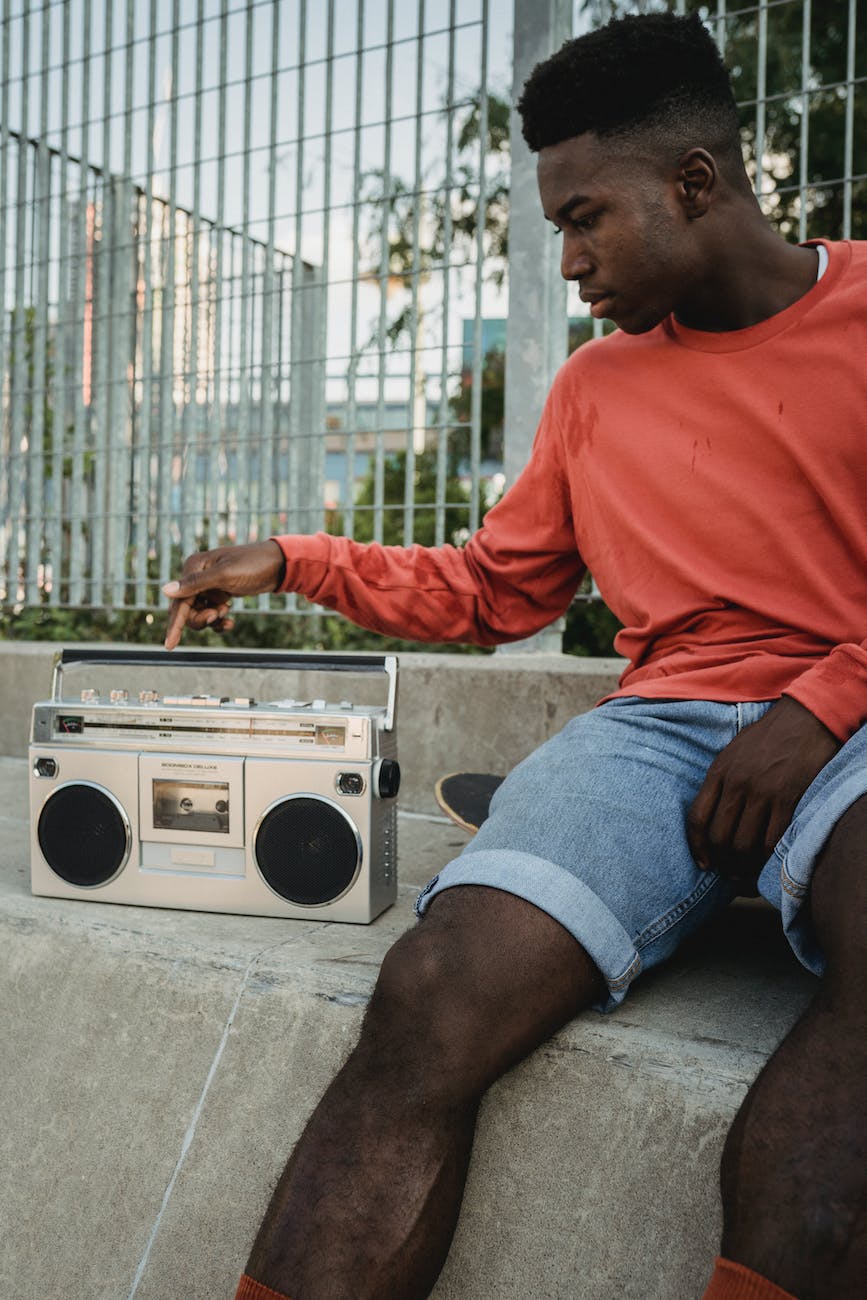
top-left (782, 644), bottom-right (867, 742)
top-left (270, 390), bottom-right (586, 646)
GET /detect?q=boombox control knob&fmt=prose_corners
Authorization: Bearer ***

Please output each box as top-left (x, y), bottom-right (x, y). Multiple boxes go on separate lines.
top-left (80, 688), bottom-right (99, 703)
top-left (110, 689), bottom-right (129, 704)
top-left (375, 759), bottom-right (401, 800)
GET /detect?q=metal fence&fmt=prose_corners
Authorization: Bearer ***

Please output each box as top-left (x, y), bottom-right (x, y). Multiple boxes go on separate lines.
top-left (0, 0), bottom-right (864, 617)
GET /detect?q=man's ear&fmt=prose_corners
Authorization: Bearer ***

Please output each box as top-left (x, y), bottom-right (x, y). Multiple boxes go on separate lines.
top-left (677, 148), bottom-right (717, 219)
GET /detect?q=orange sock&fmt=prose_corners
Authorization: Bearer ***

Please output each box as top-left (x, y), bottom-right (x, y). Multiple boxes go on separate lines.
top-left (703, 1256), bottom-right (798, 1299)
top-left (234, 1275), bottom-right (291, 1300)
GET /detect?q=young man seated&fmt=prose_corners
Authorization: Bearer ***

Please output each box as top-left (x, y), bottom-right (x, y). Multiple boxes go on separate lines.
top-left (165, 13), bottom-right (867, 1299)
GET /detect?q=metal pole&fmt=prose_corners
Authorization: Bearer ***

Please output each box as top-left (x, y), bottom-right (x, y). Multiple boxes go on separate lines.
top-left (503, 0), bottom-right (571, 490)
top-left (0, 0), bottom-right (10, 601)
top-left (499, 0), bottom-right (571, 654)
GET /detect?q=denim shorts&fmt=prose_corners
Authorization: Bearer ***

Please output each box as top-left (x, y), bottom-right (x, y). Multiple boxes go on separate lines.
top-left (415, 697), bottom-right (867, 1011)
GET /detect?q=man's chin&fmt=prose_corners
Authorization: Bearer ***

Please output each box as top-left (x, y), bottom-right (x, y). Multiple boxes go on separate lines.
top-left (611, 308), bottom-right (667, 336)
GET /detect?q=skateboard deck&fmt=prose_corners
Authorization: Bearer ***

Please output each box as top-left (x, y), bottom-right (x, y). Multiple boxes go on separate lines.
top-left (434, 772), bottom-right (505, 834)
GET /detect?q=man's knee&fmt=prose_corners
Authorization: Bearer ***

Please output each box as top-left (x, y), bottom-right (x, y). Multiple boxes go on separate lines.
top-left (811, 793), bottom-right (867, 990)
top-left (358, 885), bottom-right (599, 1097)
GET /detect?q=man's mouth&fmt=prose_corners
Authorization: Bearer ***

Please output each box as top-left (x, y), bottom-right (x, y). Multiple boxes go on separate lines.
top-left (580, 290), bottom-right (614, 320)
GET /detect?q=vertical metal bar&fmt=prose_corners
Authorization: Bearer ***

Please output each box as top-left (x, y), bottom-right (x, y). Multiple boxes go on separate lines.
top-left (69, 0), bottom-right (92, 605)
top-left (842, 0), bottom-right (856, 239)
top-left (50, 0), bottom-right (72, 607)
top-left (0, 0), bottom-right (10, 600)
top-left (256, 0), bottom-right (280, 611)
top-left (25, 0), bottom-right (52, 605)
top-left (237, 0), bottom-right (254, 546)
top-left (105, 0), bottom-right (135, 608)
top-left (314, 0), bottom-right (335, 540)
top-left (136, 0), bottom-right (158, 606)
top-left (181, 0), bottom-right (205, 563)
top-left (798, 0), bottom-right (811, 242)
top-left (372, 0), bottom-right (395, 544)
top-left (715, 0), bottom-right (727, 55)
top-left (343, 0), bottom-right (365, 541)
top-left (287, 0), bottom-right (308, 537)
top-left (225, 232), bottom-right (238, 544)
top-left (468, 0), bottom-right (490, 536)
top-left (157, 0), bottom-right (180, 592)
top-left (434, 0), bottom-right (457, 548)
top-left (754, 0), bottom-right (768, 200)
top-left (90, 0), bottom-right (114, 605)
top-left (403, 0), bottom-right (426, 546)
top-left (7, 3), bottom-right (31, 604)
top-left (209, 0), bottom-right (229, 550)
top-left (112, 0), bottom-right (134, 608)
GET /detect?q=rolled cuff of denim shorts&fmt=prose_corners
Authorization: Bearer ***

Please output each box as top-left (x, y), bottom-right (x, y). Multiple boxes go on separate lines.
top-left (762, 725), bottom-right (867, 975)
top-left (415, 849), bottom-right (641, 1011)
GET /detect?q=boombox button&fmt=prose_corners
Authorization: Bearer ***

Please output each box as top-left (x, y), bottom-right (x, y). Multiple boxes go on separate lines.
top-left (34, 756), bottom-right (58, 779)
top-left (337, 771), bottom-right (365, 796)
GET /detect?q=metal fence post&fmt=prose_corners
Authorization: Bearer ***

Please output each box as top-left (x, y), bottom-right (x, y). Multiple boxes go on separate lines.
top-left (499, 0), bottom-right (572, 654)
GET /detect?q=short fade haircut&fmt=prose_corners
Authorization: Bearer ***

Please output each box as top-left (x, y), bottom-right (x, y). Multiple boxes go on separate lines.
top-left (518, 12), bottom-right (741, 163)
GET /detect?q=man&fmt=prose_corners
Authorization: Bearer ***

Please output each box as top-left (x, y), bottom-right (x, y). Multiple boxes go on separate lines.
top-left (164, 13), bottom-right (867, 1299)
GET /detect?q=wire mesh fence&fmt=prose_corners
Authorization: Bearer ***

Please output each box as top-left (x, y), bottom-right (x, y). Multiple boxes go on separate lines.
top-left (0, 0), bottom-right (863, 623)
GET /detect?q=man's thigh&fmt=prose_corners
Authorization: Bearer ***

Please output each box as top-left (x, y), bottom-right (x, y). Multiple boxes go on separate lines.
top-left (417, 697), bottom-right (749, 1009)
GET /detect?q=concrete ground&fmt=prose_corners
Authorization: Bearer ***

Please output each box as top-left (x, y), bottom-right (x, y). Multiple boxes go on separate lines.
top-left (0, 742), bottom-right (817, 1300)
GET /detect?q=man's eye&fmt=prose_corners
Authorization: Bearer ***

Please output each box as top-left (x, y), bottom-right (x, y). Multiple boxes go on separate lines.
top-left (576, 213), bottom-right (597, 231)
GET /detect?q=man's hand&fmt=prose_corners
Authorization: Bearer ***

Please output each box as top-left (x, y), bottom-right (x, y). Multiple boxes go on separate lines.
top-left (162, 540), bottom-right (286, 650)
top-left (686, 696), bottom-right (840, 892)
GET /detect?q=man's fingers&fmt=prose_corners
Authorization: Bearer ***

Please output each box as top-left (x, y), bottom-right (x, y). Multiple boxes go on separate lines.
top-left (686, 773), bottom-right (722, 870)
top-left (164, 597), bottom-right (195, 650)
top-left (164, 592), bottom-right (235, 649)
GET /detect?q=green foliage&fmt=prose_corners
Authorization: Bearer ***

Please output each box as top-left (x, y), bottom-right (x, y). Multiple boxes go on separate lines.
top-left (334, 448), bottom-right (487, 550)
top-left (563, 598), bottom-right (623, 657)
top-left (448, 346), bottom-right (505, 464)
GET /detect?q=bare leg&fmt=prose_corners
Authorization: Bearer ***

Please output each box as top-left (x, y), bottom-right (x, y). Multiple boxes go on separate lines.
top-left (245, 885), bottom-right (603, 1300)
top-left (719, 794), bottom-right (867, 1299)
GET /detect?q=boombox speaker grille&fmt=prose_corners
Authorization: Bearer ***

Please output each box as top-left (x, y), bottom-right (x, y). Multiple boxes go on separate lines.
top-left (38, 782), bottom-right (130, 887)
top-left (255, 796), bottom-right (361, 906)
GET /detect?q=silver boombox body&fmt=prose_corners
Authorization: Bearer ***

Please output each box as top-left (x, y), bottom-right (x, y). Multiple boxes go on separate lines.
top-left (29, 649), bottom-right (399, 923)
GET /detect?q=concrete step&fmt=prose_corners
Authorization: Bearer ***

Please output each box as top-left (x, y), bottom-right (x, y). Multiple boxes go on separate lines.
top-left (0, 755), bottom-right (816, 1299)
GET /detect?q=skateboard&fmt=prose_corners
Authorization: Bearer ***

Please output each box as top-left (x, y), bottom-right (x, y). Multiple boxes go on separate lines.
top-left (434, 772), bottom-right (505, 834)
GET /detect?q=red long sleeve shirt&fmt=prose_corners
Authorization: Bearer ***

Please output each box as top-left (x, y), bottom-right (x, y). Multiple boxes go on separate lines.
top-left (274, 239), bottom-right (867, 742)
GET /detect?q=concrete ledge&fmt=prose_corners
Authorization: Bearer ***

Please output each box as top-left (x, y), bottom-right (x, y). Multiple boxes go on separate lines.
top-left (0, 754), bottom-right (817, 1299)
top-left (0, 642), bottom-right (625, 813)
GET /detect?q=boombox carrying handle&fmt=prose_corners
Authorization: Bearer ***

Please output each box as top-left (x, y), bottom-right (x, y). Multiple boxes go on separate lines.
top-left (51, 648), bottom-right (399, 732)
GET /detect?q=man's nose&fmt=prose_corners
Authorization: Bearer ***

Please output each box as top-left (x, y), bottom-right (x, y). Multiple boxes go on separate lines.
top-left (561, 238), bottom-right (592, 281)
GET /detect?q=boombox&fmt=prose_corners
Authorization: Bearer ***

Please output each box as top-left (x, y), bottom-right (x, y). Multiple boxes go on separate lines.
top-left (29, 648), bottom-right (400, 923)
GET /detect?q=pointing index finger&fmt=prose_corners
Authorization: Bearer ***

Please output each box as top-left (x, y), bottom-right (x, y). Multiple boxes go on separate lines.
top-left (164, 591), bottom-right (196, 650)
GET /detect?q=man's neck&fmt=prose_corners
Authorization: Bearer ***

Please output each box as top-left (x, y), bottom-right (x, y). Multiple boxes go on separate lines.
top-left (675, 219), bottom-right (821, 333)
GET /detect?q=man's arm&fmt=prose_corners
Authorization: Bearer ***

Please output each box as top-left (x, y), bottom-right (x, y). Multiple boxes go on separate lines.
top-left (163, 390), bottom-right (587, 651)
top-left (686, 695), bottom-right (840, 889)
